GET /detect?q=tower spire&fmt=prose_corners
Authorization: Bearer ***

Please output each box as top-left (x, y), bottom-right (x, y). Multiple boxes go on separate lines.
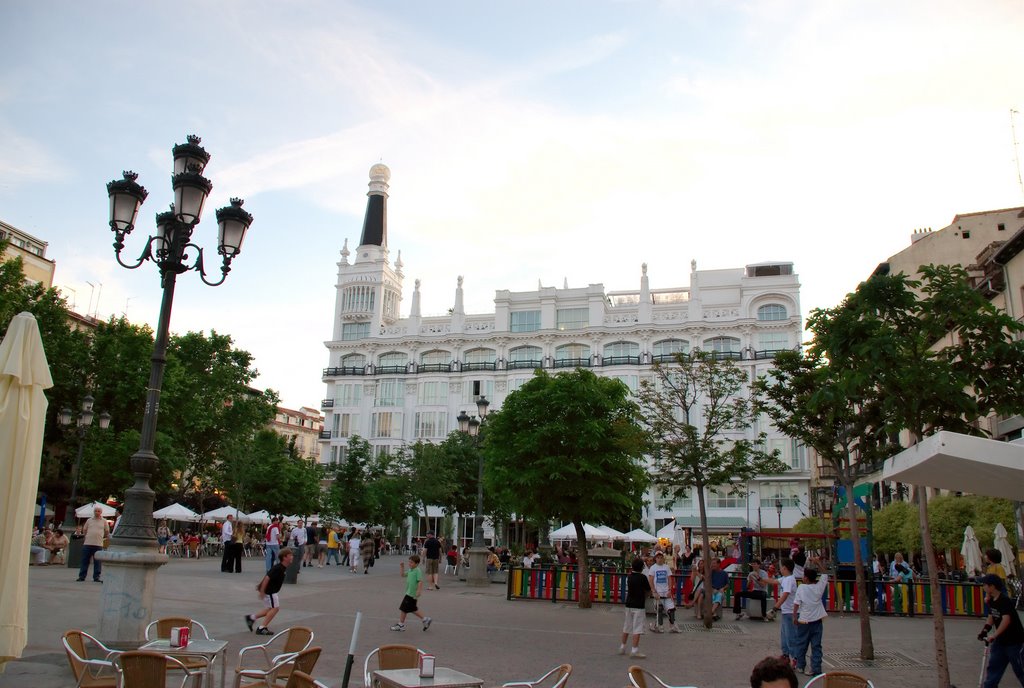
top-left (359, 163), bottom-right (390, 248)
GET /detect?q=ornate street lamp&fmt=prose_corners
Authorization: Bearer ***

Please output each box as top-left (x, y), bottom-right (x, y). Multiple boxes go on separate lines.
top-left (456, 396), bottom-right (490, 587)
top-left (98, 135), bottom-right (253, 644)
top-left (775, 499), bottom-right (783, 530)
top-left (58, 395), bottom-right (111, 530)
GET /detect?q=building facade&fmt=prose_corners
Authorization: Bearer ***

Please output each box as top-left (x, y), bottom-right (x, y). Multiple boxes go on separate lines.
top-left (1, 219), bottom-right (55, 288)
top-left (271, 406), bottom-right (324, 461)
top-left (320, 165), bottom-right (810, 541)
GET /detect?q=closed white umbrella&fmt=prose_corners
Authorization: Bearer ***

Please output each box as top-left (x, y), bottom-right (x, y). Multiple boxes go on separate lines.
top-left (994, 523), bottom-right (1017, 577)
top-left (623, 528), bottom-right (659, 543)
top-left (75, 501), bottom-right (117, 519)
top-left (152, 503), bottom-right (200, 521)
top-left (961, 525), bottom-right (985, 576)
top-left (0, 312), bottom-right (53, 662)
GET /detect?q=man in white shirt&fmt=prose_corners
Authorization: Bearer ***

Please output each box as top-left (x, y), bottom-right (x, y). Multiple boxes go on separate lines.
top-left (648, 551), bottom-right (680, 632)
top-left (290, 520), bottom-right (308, 551)
top-left (791, 565), bottom-right (829, 677)
top-left (773, 558), bottom-right (798, 666)
top-left (220, 514), bottom-right (234, 572)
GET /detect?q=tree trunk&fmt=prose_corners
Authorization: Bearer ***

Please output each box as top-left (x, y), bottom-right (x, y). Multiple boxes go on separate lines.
top-left (573, 519), bottom-right (592, 608)
top-left (697, 487), bottom-right (714, 629)
top-left (844, 477), bottom-right (874, 660)
top-left (918, 487), bottom-right (950, 687)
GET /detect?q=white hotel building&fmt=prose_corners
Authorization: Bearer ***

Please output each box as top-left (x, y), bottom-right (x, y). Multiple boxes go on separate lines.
top-left (319, 164), bottom-right (810, 542)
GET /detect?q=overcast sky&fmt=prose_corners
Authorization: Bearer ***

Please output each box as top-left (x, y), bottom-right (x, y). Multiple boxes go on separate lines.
top-left (2, 1), bottom-right (1022, 410)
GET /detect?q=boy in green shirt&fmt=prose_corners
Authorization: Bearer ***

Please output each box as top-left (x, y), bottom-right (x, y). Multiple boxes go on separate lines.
top-left (392, 554), bottom-right (432, 631)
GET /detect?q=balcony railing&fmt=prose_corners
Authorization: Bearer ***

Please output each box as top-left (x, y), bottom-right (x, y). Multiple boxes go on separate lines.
top-left (651, 353), bottom-right (688, 364)
top-left (318, 430), bottom-right (331, 440)
top-left (602, 355), bottom-right (640, 366)
top-left (753, 349), bottom-right (783, 360)
top-left (375, 365), bottom-right (409, 375)
top-left (508, 359), bottom-right (543, 370)
top-left (418, 363), bottom-right (451, 373)
top-left (462, 361), bottom-right (497, 371)
top-left (552, 357), bottom-right (592, 368)
top-left (321, 399), bottom-right (334, 408)
top-left (323, 366), bottom-right (365, 377)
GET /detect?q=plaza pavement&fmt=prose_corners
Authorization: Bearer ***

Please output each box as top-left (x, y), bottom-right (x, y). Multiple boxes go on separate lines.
top-left (1, 553), bottom-right (997, 687)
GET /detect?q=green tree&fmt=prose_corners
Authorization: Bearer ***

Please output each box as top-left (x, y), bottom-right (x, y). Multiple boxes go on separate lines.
top-left (637, 351), bottom-right (785, 628)
top-left (365, 447), bottom-right (416, 534)
top-left (805, 266), bottom-right (1024, 686)
top-left (408, 440), bottom-right (457, 526)
top-left (322, 436), bottom-right (373, 523)
top-left (873, 501), bottom-right (919, 555)
top-left (483, 369), bottom-right (647, 607)
top-left (790, 515), bottom-right (832, 550)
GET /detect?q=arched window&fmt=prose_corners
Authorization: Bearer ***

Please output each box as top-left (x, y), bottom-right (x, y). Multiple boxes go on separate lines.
top-left (463, 348), bottom-right (497, 371)
top-left (603, 341), bottom-right (640, 366)
top-left (508, 346), bottom-right (543, 369)
top-left (419, 350), bottom-right (450, 372)
top-left (757, 304), bottom-right (787, 321)
top-left (702, 336), bottom-right (741, 359)
top-left (341, 353), bottom-right (366, 368)
top-left (378, 351), bottom-right (408, 373)
top-left (554, 343), bottom-right (591, 367)
top-left (652, 339), bottom-right (689, 362)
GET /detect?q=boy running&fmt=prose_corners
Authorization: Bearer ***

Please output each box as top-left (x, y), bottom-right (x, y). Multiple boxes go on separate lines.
top-left (246, 547), bottom-right (293, 635)
top-left (392, 554), bottom-right (432, 632)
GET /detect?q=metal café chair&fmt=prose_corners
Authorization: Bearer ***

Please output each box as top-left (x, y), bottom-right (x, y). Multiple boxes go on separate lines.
top-left (627, 666), bottom-right (697, 688)
top-left (145, 617), bottom-right (216, 677)
top-left (235, 646), bottom-right (321, 688)
top-left (804, 672), bottom-right (875, 688)
top-left (363, 644), bottom-right (426, 688)
top-left (503, 663), bottom-right (572, 688)
top-left (235, 627), bottom-right (314, 684)
top-left (115, 650), bottom-right (207, 688)
top-left (285, 671), bottom-right (329, 688)
top-left (62, 630), bottom-right (119, 688)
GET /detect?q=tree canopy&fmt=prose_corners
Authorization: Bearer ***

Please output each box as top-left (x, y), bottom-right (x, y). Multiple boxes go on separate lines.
top-left (482, 368), bottom-right (648, 607)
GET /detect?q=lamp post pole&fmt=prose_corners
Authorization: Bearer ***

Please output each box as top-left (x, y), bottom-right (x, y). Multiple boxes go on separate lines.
top-left (96, 135), bottom-right (253, 646)
top-left (457, 396), bottom-right (489, 586)
top-left (775, 499), bottom-right (783, 530)
top-left (58, 395), bottom-right (111, 530)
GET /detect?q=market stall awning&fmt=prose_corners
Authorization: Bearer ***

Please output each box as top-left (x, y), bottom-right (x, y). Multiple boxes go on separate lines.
top-left (881, 431), bottom-right (1024, 500)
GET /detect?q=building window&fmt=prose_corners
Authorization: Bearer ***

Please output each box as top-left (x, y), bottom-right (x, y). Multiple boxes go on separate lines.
top-left (373, 444), bottom-right (392, 459)
top-left (332, 413), bottom-right (357, 438)
top-left (760, 482), bottom-right (801, 508)
top-left (962, 230), bottom-right (971, 239)
top-left (508, 346), bottom-right (543, 369)
top-left (652, 339), bottom-right (689, 361)
top-left (378, 352), bottom-right (408, 368)
top-left (554, 343), bottom-right (591, 367)
top-left (703, 336), bottom-right (741, 355)
top-left (341, 353), bottom-right (366, 369)
top-left (418, 381), bottom-right (447, 405)
top-left (608, 375), bottom-right (638, 392)
top-left (653, 486), bottom-right (692, 511)
top-left (998, 223), bottom-right (1006, 231)
top-left (462, 379), bottom-right (494, 404)
top-left (415, 411), bottom-right (448, 438)
top-left (510, 310), bottom-right (541, 333)
top-left (329, 445), bottom-right (347, 464)
top-left (556, 307), bottom-right (589, 331)
top-left (420, 349), bottom-right (449, 365)
top-left (341, 285), bottom-right (375, 313)
top-left (604, 341), bottom-right (640, 358)
top-left (342, 322), bottom-right (370, 340)
top-left (335, 383), bottom-right (362, 406)
top-left (707, 486), bottom-right (744, 509)
top-left (464, 348), bottom-right (496, 364)
top-left (371, 412), bottom-right (402, 438)
top-left (508, 377), bottom-right (532, 392)
top-left (758, 332), bottom-right (789, 351)
top-left (757, 304), bottom-right (787, 321)
top-left (375, 380), bottom-right (405, 406)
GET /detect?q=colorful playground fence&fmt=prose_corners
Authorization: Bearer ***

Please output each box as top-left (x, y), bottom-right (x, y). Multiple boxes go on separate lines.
top-left (506, 566), bottom-right (989, 618)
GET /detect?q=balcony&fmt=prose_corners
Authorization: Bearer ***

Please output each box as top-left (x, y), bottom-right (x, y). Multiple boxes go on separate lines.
top-left (462, 361), bottom-right (497, 371)
top-left (375, 365), bottom-right (409, 375)
top-left (507, 359), bottom-right (543, 370)
top-left (602, 355), bottom-right (640, 367)
top-left (321, 399), bottom-right (334, 409)
top-left (651, 353), bottom-right (688, 364)
top-left (753, 350), bottom-right (782, 360)
top-left (323, 366), bottom-right (365, 377)
top-left (552, 357), bottom-right (592, 369)
top-left (418, 363), bottom-right (451, 373)
top-left (318, 430), bottom-right (331, 440)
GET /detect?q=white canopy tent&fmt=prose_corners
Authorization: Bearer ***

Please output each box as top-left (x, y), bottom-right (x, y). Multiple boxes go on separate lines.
top-left (75, 502), bottom-right (116, 519)
top-left (549, 523), bottom-right (611, 541)
top-left (597, 525), bottom-right (627, 540)
top-left (881, 431), bottom-right (1024, 501)
top-left (202, 506), bottom-right (249, 522)
top-left (152, 503), bottom-right (199, 522)
top-left (245, 510), bottom-right (271, 524)
top-left (622, 528), bottom-right (658, 543)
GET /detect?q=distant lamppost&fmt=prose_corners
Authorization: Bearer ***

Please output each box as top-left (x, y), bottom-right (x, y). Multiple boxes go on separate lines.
top-left (98, 135), bottom-right (253, 644)
top-left (58, 395), bottom-right (111, 529)
top-left (457, 396), bottom-right (490, 587)
top-left (775, 499), bottom-right (783, 530)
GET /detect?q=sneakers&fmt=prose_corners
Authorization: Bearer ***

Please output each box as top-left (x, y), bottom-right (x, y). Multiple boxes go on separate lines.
top-left (735, 612), bottom-right (745, 621)
top-left (390, 623), bottom-right (406, 632)
top-left (649, 624), bottom-right (663, 633)
top-left (630, 652), bottom-right (647, 659)
top-left (255, 627), bottom-right (272, 636)
top-left (244, 615), bottom-right (254, 632)
top-left (805, 669), bottom-right (819, 677)
top-left (669, 624), bottom-right (681, 633)
top-left (423, 617), bottom-right (432, 631)
top-left (617, 645), bottom-right (626, 655)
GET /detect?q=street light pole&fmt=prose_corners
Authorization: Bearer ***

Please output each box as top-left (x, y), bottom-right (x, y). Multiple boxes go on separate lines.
top-left (457, 396), bottom-right (489, 586)
top-left (58, 395), bottom-right (111, 530)
top-left (775, 499), bottom-right (783, 530)
top-left (97, 135), bottom-right (253, 645)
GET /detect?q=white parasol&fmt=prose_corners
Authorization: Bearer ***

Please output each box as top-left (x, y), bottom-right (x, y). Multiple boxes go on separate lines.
top-left (548, 523), bottom-right (611, 541)
top-left (598, 525), bottom-right (627, 540)
top-left (0, 312), bottom-right (53, 662)
top-left (202, 505), bottom-right (250, 522)
top-left (960, 525), bottom-right (985, 576)
top-left (622, 528), bottom-right (659, 543)
top-left (75, 501), bottom-right (117, 519)
top-left (245, 509), bottom-right (271, 524)
top-left (152, 503), bottom-right (200, 522)
top-left (656, 520), bottom-right (678, 540)
top-left (993, 523), bottom-right (1017, 578)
